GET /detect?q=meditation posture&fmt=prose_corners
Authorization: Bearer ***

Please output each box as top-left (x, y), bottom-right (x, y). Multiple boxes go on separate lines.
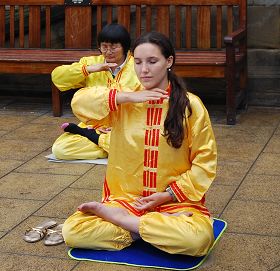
top-left (51, 23), bottom-right (141, 160)
top-left (62, 31), bottom-right (217, 256)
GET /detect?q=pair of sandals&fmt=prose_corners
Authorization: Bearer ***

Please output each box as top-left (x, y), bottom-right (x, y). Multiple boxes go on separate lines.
top-left (23, 220), bottom-right (64, 246)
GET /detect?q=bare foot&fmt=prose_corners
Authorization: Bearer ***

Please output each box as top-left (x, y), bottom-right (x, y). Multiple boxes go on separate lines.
top-left (77, 202), bottom-right (139, 233)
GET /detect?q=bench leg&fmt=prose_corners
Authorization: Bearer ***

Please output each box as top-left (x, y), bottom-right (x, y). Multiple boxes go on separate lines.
top-left (226, 68), bottom-right (237, 125)
top-left (239, 63), bottom-right (248, 110)
top-left (227, 106), bottom-right (236, 125)
top-left (226, 45), bottom-right (237, 125)
top-left (51, 82), bottom-right (62, 117)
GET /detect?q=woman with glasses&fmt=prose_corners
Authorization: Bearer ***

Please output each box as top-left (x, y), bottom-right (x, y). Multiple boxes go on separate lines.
top-left (51, 23), bottom-right (141, 160)
top-left (62, 31), bottom-right (217, 257)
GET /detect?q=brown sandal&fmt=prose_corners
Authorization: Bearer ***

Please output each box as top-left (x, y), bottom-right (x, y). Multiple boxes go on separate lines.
top-left (23, 220), bottom-right (57, 243)
top-left (43, 224), bottom-right (64, 246)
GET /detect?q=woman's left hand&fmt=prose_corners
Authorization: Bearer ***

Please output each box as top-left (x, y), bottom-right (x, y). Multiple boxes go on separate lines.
top-left (133, 192), bottom-right (172, 211)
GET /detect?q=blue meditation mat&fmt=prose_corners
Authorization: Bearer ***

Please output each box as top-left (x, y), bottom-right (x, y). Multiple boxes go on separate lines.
top-left (68, 218), bottom-right (227, 270)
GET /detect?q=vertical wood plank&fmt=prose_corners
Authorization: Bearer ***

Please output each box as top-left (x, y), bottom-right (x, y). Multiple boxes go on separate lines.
top-left (107, 6), bottom-right (112, 24)
top-left (45, 6), bottom-right (51, 48)
top-left (96, 5), bottom-right (102, 38)
top-left (0, 6), bottom-right (5, 47)
top-left (197, 6), bottom-right (211, 49)
top-left (136, 5), bottom-right (141, 37)
top-left (216, 5), bottom-right (222, 48)
top-left (117, 6), bottom-right (130, 31)
top-left (156, 6), bottom-right (169, 37)
top-left (175, 6), bottom-right (181, 49)
top-left (29, 6), bottom-right (41, 48)
top-left (65, 6), bottom-right (92, 48)
top-left (227, 6), bottom-right (233, 34)
top-left (186, 6), bottom-right (191, 49)
top-left (19, 6), bottom-right (24, 48)
top-left (146, 6), bottom-right (152, 32)
top-left (240, 0), bottom-right (246, 26)
top-left (10, 5), bottom-right (15, 47)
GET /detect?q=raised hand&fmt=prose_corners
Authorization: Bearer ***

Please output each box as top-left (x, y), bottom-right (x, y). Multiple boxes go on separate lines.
top-left (86, 63), bottom-right (118, 73)
top-left (97, 127), bottom-right (112, 134)
top-left (117, 88), bottom-right (169, 104)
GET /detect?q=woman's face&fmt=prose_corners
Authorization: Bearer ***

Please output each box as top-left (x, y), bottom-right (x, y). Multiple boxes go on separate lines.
top-left (134, 43), bottom-right (173, 90)
top-left (100, 42), bottom-right (125, 66)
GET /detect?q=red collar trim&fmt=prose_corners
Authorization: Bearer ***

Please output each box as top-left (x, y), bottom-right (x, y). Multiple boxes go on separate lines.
top-left (166, 82), bottom-right (171, 96)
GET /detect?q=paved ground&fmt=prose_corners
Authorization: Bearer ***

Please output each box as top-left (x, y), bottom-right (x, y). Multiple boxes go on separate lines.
top-left (0, 96), bottom-right (279, 271)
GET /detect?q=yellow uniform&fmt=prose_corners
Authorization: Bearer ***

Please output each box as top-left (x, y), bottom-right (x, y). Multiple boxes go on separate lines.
top-left (51, 53), bottom-right (141, 160)
top-left (63, 85), bottom-right (217, 256)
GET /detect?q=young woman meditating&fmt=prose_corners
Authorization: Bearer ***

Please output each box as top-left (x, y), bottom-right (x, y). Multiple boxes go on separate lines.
top-left (62, 31), bottom-right (217, 256)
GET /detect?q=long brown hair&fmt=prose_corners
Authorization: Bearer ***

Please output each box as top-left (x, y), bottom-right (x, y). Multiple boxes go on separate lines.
top-left (132, 31), bottom-right (192, 148)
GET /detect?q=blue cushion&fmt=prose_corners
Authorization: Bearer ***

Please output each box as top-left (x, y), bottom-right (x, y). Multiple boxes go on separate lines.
top-left (68, 218), bottom-right (227, 270)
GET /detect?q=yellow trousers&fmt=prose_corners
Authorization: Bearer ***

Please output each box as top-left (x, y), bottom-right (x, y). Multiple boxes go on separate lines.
top-left (52, 124), bottom-right (110, 160)
top-left (62, 209), bottom-right (214, 256)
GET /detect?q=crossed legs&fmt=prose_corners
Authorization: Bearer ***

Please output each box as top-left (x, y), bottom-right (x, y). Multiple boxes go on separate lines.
top-left (63, 202), bottom-right (214, 256)
top-left (78, 202), bottom-right (140, 239)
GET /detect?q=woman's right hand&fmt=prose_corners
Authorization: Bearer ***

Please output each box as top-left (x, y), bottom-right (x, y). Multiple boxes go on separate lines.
top-left (116, 88), bottom-right (169, 104)
top-left (86, 63), bottom-right (117, 73)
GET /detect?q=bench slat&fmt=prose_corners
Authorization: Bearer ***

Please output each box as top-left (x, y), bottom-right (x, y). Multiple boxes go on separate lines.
top-left (227, 6), bottom-right (233, 34)
top-left (91, 0), bottom-right (241, 5)
top-left (136, 6), bottom-right (141, 37)
top-left (65, 6), bottom-right (92, 48)
top-left (107, 6), bottom-right (112, 23)
top-left (216, 6), bottom-right (222, 48)
top-left (0, 7), bottom-right (4, 47)
top-left (45, 6), bottom-right (51, 48)
top-left (96, 6), bottom-right (102, 39)
top-left (186, 6), bottom-right (192, 48)
top-left (0, 48), bottom-right (244, 66)
top-left (197, 6), bottom-right (211, 49)
top-left (19, 6), bottom-right (24, 48)
top-left (10, 6), bottom-right (15, 47)
top-left (1, 0), bottom-right (241, 4)
top-left (146, 6), bottom-right (152, 32)
top-left (118, 6), bottom-right (131, 32)
top-left (175, 6), bottom-right (181, 49)
top-left (29, 6), bottom-right (41, 47)
top-left (156, 6), bottom-right (169, 37)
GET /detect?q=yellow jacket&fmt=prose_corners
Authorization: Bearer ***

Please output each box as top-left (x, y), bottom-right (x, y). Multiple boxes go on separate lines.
top-left (51, 53), bottom-right (141, 92)
top-left (71, 85), bottom-right (217, 217)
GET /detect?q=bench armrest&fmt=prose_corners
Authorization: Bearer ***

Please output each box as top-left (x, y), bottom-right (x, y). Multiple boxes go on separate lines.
top-left (224, 27), bottom-right (246, 45)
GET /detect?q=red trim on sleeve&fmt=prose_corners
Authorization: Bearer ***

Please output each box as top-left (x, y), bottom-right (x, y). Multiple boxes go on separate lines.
top-left (109, 89), bottom-right (118, 111)
top-left (170, 182), bottom-right (188, 202)
top-left (82, 65), bottom-right (90, 77)
top-left (102, 177), bottom-right (110, 203)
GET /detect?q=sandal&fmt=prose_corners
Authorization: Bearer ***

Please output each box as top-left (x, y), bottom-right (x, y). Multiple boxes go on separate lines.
top-left (23, 220), bottom-right (57, 243)
top-left (43, 224), bottom-right (64, 246)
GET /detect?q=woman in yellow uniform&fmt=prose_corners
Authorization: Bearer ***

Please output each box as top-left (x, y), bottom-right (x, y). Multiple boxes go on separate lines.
top-left (51, 23), bottom-right (141, 160)
top-left (62, 31), bottom-right (217, 256)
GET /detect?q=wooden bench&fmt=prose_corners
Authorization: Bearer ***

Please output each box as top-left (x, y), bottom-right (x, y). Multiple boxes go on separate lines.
top-left (0, 0), bottom-right (247, 124)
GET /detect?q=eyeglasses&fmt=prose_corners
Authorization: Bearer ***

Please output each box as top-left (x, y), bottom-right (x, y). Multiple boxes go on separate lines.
top-left (99, 45), bottom-right (122, 53)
